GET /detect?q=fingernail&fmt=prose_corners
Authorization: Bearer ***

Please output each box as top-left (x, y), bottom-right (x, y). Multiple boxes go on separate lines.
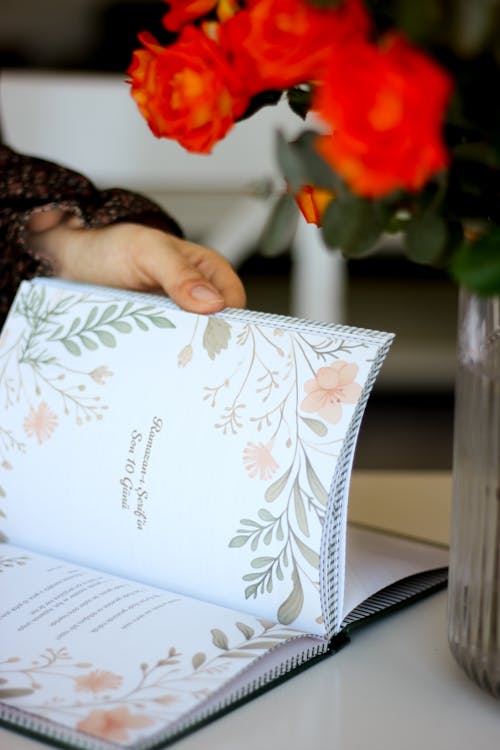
top-left (191, 285), bottom-right (223, 303)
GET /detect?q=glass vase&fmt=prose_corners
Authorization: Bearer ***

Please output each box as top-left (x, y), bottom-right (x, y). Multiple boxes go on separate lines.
top-left (448, 287), bottom-right (500, 697)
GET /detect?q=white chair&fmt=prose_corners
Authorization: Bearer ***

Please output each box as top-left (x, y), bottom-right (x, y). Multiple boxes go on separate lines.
top-left (1, 69), bottom-right (346, 322)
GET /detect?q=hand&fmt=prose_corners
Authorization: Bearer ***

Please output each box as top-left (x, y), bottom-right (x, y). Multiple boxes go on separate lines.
top-left (27, 211), bottom-right (246, 313)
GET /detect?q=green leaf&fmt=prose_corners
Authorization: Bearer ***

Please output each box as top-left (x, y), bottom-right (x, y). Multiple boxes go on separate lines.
top-left (258, 193), bottom-right (299, 258)
top-left (229, 535), bottom-right (249, 548)
top-left (294, 130), bottom-right (340, 191)
top-left (203, 318), bottom-right (232, 360)
top-left (245, 583), bottom-right (259, 599)
top-left (133, 316), bottom-right (149, 331)
top-left (277, 567), bottom-right (304, 625)
top-left (149, 316), bottom-right (175, 329)
top-left (84, 306), bottom-right (99, 328)
top-left (258, 508), bottom-right (275, 522)
top-left (48, 324), bottom-right (64, 341)
top-left (295, 536), bottom-right (320, 570)
top-left (109, 320), bottom-right (133, 333)
top-left (321, 196), bottom-right (385, 257)
top-left (300, 415), bottom-right (328, 436)
top-left (265, 465), bottom-right (292, 502)
top-left (67, 317), bottom-right (81, 336)
top-left (276, 130), bottom-right (307, 192)
top-left (305, 456), bottom-right (329, 506)
top-left (62, 339), bottom-right (81, 357)
top-left (251, 556), bottom-right (275, 569)
top-left (450, 228), bottom-right (500, 296)
top-left (405, 212), bottom-right (448, 265)
top-left (79, 334), bottom-right (98, 351)
top-left (95, 330), bottom-right (117, 348)
top-left (293, 481), bottom-right (309, 537)
top-left (242, 572), bottom-right (264, 581)
top-left (98, 304), bottom-right (118, 324)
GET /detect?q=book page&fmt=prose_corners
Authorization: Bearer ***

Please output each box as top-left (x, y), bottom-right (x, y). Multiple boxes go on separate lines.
top-left (0, 543), bottom-right (316, 748)
top-left (0, 279), bottom-right (392, 635)
top-left (342, 525), bottom-right (448, 618)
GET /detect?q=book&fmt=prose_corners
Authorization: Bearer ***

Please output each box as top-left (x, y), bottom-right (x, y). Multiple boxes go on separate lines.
top-left (0, 278), bottom-right (448, 750)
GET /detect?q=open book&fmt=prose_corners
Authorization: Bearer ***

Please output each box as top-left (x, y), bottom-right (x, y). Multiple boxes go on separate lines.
top-left (0, 278), bottom-right (448, 750)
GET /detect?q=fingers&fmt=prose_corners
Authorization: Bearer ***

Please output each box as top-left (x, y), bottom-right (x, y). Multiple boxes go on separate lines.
top-left (29, 220), bottom-right (247, 315)
top-left (132, 232), bottom-right (247, 314)
top-left (177, 240), bottom-right (247, 310)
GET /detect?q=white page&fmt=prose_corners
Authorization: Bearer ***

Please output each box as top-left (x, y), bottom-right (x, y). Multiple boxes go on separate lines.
top-left (342, 525), bottom-right (448, 618)
top-left (0, 542), bottom-right (316, 748)
top-left (0, 279), bottom-right (392, 636)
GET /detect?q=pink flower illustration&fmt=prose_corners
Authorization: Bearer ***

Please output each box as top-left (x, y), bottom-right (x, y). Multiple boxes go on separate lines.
top-left (76, 706), bottom-right (154, 742)
top-left (243, 441), bottom-right (279, 480)
top-left (301, 361), bottom-right (362, 425)
top-left (23, 402), bottom-right (58, 444)
top-left (74, 669), bottom-right (123, 693)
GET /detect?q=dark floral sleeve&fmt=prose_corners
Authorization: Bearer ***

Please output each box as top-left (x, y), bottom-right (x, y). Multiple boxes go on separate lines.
top-left (0, 144), bottom-right (184, 324)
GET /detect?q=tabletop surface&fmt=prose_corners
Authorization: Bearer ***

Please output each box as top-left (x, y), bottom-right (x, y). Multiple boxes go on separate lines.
top-left (2, 471), bottom-right (499, 749)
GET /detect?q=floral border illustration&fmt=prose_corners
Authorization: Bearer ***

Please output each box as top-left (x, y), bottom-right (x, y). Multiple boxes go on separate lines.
top-left (178, 318), bottom-right (366, 625)
top-left (0, 284), bottom-right (174, 525)
top-left (0, 619), bottom-right (298, 745)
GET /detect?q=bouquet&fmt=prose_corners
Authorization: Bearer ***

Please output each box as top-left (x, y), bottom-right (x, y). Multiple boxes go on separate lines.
top-left (127, 0), bottom-right (500, 295)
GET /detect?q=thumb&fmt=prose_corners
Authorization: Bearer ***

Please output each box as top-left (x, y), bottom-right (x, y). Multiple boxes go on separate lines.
top-left (145, 241), bottom-right (226, 314)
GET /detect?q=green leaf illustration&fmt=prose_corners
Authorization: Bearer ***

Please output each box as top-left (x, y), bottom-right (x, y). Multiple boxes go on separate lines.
top-left (150, 316), bottom-right (175, 329)
top-left (79, 334), bottom-right (98, 351)
top-left (109, 320), bottom-right (133, 333)
top-left (95, 330), bottom-right (117, 348)
top-left (98, 304), bottom-right (118, 324)
top-left (251, 556), bottom-right (275, 569)
top-left (203, 318), bottom-right (232, 360)
top-left (277, 567), bottom-right (304, 625)
top-left (305, 456), bottom-right (329, 507)
top-left (265, 465), bottom-right (292, 502)
top-left (293, 480), bottom-right (309, 537)
top-left (62, 339), bottom-right (81, 357)
top-left (300, 415), bottom-right (328, 437)
top-left (295, 536), bottom-right (320, 570)
top-left (229, 535), bottom-right (249, 548)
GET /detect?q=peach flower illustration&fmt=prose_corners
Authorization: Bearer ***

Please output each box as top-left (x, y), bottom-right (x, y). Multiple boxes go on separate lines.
top-left (23, 402), bottom-right (58, 444)
top-left (301, 361), bottom-right (362, 425)
top-left (243, 441), bottom-right (279, 480)
top-left (74, 669), bottom-right (123, 694)
top-left (89, 366), bottom-right (113, 384)
top-left (76, 706), bottom-right (154, 742)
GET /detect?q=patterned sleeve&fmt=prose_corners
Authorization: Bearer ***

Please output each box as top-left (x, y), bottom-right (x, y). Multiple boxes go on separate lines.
top-left (0, 144), bottom-right (184, 324)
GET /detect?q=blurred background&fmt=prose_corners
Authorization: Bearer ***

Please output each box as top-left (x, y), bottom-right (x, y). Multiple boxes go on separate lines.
top-left (1, 0), bottom-right (457, 471)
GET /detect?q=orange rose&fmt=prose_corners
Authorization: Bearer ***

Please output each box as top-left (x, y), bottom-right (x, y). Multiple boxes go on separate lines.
top-left (314, 33), bottom-right (453, 198)
top-left (295, 185), bottom-right (335, 225)
top-left (128, 27), bottom-right (249, 154)
top-left (221, 0), bottom-right (371, 94)
top-left (162, 0), bottom-right (239, 32)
